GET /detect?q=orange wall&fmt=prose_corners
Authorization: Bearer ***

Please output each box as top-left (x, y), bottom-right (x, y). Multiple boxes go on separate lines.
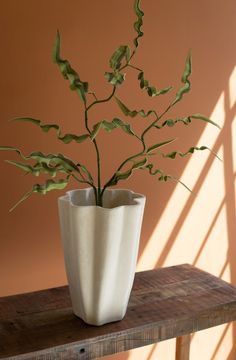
top-left (0, 1), bottom-right (236, 359)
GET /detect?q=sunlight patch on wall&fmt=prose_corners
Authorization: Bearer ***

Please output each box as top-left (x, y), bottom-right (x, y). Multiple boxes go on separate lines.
top-left (229, 65), bottom-right (236, 109)
top-left (126, 344), bottom-right (156, 360)
top-left (160, 154), bottom-right (226, 271)
top-left (232, 117), bottom-right (236, 172)
top-left (137, 93), bottom-right (225, 271)
top-left (190, 324), bottom-right (233, 360)
top-left (126, 339), bottom-right (175, 360)
top-left (193, 203), bottom-right (229, 276)
top-left (235, 175), bottom-right (236, 198)
top-left (137, 183), bottom-right (191, 271)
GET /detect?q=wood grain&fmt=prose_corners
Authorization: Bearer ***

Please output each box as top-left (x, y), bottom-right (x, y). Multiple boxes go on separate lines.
top-left (1, 264), bottom-right (236, 360)
top-left (176, 335), bottom-right (191, 360)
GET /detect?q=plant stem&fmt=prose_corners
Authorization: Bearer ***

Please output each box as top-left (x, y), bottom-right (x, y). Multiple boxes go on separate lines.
top-left (72, 173), bottom-right (98, 205)
top-left (94, 140), bottom-right (103, 206)
top-left (84, 86), bottom-right (117, 206)
top-left (84, 108), bottom-right (101, 205)
top-left (127, 64), bottom-right (143, 72)
top-left (102, 100), bottom-right (175, 193)
top-left (88, 91), bottom-right (98, 101)
top-left (158, 103), bottom-right (173, 121)
top-left (87, 86), bottom-right (116, 111)
top-left (119, 50), bottom-right (137, 72)
top-left (101, 150), bottom-right (144, 196)
top-left (140, 115), bottom-right (159, 151)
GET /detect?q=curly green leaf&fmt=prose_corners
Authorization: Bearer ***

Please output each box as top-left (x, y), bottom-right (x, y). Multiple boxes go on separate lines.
top-left (144, 163), bottom-right (191, 191)
top-left (77, 163), bottom-right (94, 184)
top-left (32, 178), bottom-right (69, 194)
top-left (9, 178), bottom-right (69, 212)
top-left (106, 157), bottom-right (147, 187)
top-left (13, 117), bottom-right (90, 144)
top-left (172, 50), bottom-right (192, 106)
top-left (90, 118), bottom-right (135, 140)
top-left (138, 71), bottom-right (172, 97)
top-left (145, 163), bottom-right (172, 180)
top-left (53, 30), bottom-right (88, 102)
top-left (156, 113), bottom-right (220, 129)
top-left (115, 97), bottom-right (157, 118)
top-left (146, 138), bottom-right (177, 154)
top-left (109, 45), bottom-right (131, 70)
top-left (104, 72), bottom-right (125, 86)
top-left (4, 147), bottom-right (95, 183)
top-left (133, 0), bottom-right (144, 48)
top-left (5, 160), bottom-right (39, 175)
top-left (161, 145), bottom-right (221, 160)
top-left (190, 114), bottom-right (221, 129)
top-left (0, 146), bottom-right (79, 172)
top-left (5, 160), bottom-right (69, 177)
top-left (9, 190), bottom-right (34, 213)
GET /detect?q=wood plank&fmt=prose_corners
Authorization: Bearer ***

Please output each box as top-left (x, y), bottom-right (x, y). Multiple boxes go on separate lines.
top-left (176, 335), bottom-right (191, 360)
top-left (1, 264), bottom-right (236, 360)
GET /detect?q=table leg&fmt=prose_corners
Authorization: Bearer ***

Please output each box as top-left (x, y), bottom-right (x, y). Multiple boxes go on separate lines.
top-left (175, 334), bottom-right (191, 360)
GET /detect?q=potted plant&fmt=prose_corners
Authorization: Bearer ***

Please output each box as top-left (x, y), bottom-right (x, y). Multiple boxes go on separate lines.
top-left (0, 0), bottom-right (219, 326)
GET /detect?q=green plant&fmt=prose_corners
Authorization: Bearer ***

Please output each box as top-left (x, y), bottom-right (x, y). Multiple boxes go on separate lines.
top-left (0, 0), bottom-right (220, 211)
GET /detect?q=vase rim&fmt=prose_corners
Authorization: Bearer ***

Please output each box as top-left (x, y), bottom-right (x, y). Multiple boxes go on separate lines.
top-left (58, 187), bottom-right (146, 210)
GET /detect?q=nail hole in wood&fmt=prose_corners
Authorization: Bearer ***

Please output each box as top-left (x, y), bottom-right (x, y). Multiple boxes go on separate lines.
top-left (80, 348), bottom-right (85, 354)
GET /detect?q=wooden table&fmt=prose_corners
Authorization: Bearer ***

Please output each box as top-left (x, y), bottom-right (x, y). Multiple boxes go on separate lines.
top-left (1, 264), bottom-right (236, 360)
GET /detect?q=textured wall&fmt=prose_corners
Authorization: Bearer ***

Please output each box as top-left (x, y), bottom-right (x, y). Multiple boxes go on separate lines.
top-left (0, 1), bottom-right (236, 359)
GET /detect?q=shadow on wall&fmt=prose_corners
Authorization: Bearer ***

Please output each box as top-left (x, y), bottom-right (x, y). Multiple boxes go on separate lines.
top-left (103, 0), bottom-right (236, 358)
top-left (104, 75), bottom-right (236, 360)
top-left (104, 71), bottom-right (236, 360)
top-left (157, 77), bottom-right (236, 360)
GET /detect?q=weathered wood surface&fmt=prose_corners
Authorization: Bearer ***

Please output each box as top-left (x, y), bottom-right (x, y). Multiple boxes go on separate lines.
top-left (1, 264), bottom-right (236, 360)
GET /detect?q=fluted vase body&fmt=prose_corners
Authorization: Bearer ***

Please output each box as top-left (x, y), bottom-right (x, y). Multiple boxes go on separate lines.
top-left (58, 188), bottom-right (146, 326)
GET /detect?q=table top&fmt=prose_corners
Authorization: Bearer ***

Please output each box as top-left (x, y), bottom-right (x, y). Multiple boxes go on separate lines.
top-left (1, 264), bottom-right (236, 360)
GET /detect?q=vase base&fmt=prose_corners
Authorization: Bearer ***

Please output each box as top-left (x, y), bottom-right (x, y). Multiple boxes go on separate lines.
top-left (73, 310), bottom-right (126, 326)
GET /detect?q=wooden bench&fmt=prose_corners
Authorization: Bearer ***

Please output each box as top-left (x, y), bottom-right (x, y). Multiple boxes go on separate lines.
top-left (1, 264), bottom-right (236, 359)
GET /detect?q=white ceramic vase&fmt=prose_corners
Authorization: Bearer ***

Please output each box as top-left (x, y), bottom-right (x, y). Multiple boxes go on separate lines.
top-left (58, 188), bottom-right (146, 326)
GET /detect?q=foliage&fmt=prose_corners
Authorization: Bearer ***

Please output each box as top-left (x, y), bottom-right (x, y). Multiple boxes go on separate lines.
top-left (0, 0), bottom-right (220, 210)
